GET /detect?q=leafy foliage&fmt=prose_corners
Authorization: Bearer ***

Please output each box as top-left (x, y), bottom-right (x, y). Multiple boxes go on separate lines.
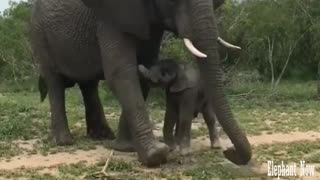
top-left (222, 0), bottom-right (320, 81)
top-left (0, 0), bottom-right (33, 80)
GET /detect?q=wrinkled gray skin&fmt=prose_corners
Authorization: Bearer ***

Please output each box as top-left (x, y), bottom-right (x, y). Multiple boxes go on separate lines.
top-left (31, 0), bottom-right (251, 167)
top-left (139, 59), bottom-right (221, 155)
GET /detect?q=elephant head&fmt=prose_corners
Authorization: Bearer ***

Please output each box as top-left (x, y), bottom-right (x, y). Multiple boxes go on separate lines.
top-left (81, 0), bottom-right (251, 165)
top-left (138, 59), bottom-right (197, 93)
top-left (138, 60), bottom-right (179, 88)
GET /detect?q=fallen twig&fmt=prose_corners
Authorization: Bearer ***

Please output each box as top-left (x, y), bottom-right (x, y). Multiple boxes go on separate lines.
top-left (101, 150), bottom-right (114, 177)
top-left (81, 150), bottom-right (114, 179)
top-left (229, 89), bottom-right (256, 98)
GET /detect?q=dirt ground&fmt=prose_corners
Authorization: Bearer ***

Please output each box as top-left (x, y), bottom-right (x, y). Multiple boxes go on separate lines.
top-left (1, 122), bottom-right (320, 179)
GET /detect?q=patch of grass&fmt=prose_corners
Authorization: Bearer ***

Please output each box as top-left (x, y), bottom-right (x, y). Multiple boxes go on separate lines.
top-left (227, 80), bottom-right (317, 101)
top-left (0, 78), bottom-right (38, 93)
top-left (0, 142), bottom-right (23, 159)
top-left (0, 163), bottom-right (99, 180)
top-left (192, 126), bottom-right (209, 138)
top-left (0, 86), bottom-right (118, 154)
top-left (162, 150), bottom-right (262, 179)
top-left (183, 163), bottom-right (233, 180)
top-left (225, 81), bottom-right (320, 135)
top-left (109, 159), bottom-right (133, 172)
top-left (32, 135), bottom-right (108, 156)
top-left (58, 160), bottom-right (137, 180)
top-left (0, 96), bottom-right (48, 141)
top-left (0, 169), bottom-right (56, 180)
top-left (255, 140), bottom-right (320, 163)
top-left (58, 162), bottom-right (100, 178)
top-left (0, 88), bottom-right (87, 142)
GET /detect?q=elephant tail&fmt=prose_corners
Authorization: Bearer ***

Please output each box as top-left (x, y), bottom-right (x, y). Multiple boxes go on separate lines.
top-left (38, 76), bottom-right (48, 102)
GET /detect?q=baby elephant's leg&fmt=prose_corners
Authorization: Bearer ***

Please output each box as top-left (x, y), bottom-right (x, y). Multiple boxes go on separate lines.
top-left (163, 102), bottom-right (178, 151)
top-left (176, 102), bottom-right (195, 155)
top-left (202, 104), bottom-right (221, 149)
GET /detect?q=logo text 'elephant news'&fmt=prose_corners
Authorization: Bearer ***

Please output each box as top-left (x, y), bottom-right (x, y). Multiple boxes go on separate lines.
top-left (267, 160), bottom-right (315, 179)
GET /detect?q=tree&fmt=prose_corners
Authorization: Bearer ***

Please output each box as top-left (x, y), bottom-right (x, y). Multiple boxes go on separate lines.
top-left (0, 0), bottom-right (33, 80)
top-left (222, 0), bottom-right (320, 84)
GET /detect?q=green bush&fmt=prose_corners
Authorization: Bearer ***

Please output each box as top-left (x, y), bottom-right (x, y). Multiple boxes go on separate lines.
top-left (0, 0), bottom-right (34, 81)
top-left (222, 0), bottom-right (320, 81)
top-left (160, 33), bottom-right (193, 62)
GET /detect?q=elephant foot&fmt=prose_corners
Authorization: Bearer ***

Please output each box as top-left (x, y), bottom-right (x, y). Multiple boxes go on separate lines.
top-left (163, 139), bottom-right (177, 152)
top-left (111, 139), bottom-right (135, 152)
top-left (87, 124), bottom-right (115, 140)
top-left (179, 145), bottom-right (191, 156)
top-left (223, 147), bottom-right (250, 165)
top-left (139, 142), bottom-right (169, 167)
top-left (210, 138), bottom-right (221, 149)
top-left (178, 138), bottom-right (191, 156)
top-left (168, 143), bottom-right (177, 152)
top-left (52, 131), bottom-right (73, 146)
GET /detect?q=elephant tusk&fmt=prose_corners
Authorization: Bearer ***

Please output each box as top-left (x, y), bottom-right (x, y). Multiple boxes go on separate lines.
top-left (183, 38), bottom-right (207, 58)
top-left (217, 37), bottom-right (241, 50)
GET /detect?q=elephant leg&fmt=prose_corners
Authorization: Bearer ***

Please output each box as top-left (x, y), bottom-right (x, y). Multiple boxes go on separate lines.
top-left (163, 100), bottom-right (178, 151)
top-left (176, 97), bottom-right (195, 155)
top-left (112, 78), bottom-right (150, 152)
top-left (112, 111), bottom-right (134, 152)
top-left (112, 28), bottom-right (163, 153)
top-left (31, 30), bottom-right (72, 145)
top-left (106, 71), bottom-right (168, 166)
top-left (202, 103), bottom-right (221, 149)
top-left (47, 75), bottom-right (73, 145)
top-left (79, 81), bottom-right (115, 140)
top-left (98, 26), bottom-right (168, 167)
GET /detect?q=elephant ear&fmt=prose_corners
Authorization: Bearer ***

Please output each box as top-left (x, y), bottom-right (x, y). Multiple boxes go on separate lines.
top-left (169, 65), bottom-right (198, 93)
top-left (81, 0), bottom-right (150, 40)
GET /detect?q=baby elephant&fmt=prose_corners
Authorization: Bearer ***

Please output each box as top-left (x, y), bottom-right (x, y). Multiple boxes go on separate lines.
top-left (138, 59), bottom-right (221, 155)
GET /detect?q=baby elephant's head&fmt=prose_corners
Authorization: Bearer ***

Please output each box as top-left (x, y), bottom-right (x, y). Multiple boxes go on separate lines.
top-left (138, 59), bottom-right (178, 88)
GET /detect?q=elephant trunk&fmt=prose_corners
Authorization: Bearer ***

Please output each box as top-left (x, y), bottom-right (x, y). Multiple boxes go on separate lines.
top-left (190, 0), bottom-right (251, 165)
top-left (138, 65), bottom-right (152, 79)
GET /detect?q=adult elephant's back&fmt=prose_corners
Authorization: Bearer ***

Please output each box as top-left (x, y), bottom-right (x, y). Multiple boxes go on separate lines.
top-left (31, 0), bottom-right (104, 81)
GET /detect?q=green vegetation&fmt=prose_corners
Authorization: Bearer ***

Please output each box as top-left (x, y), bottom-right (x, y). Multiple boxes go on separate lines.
top-left (0, 0), bottom-right (33, 80)
top-left (222, 0), bottom-right (320, 81)
top-left (255, 141), bottom-right (320, 163)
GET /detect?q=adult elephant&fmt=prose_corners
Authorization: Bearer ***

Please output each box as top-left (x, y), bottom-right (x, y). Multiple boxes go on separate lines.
top-left (31, 0), bottom-right (251, 167)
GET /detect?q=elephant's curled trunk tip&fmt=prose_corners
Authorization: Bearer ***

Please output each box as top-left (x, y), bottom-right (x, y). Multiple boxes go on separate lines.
top-left (223, 145), bottom-right (252, 165)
